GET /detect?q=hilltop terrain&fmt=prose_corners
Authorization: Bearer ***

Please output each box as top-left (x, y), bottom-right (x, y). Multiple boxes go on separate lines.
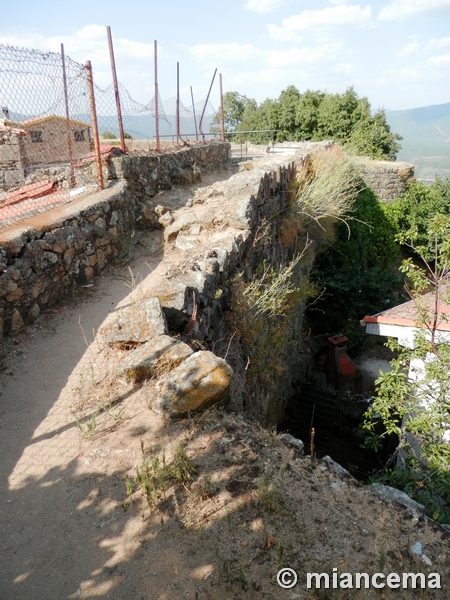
top-left (0, 169), bottom-right (449, 599)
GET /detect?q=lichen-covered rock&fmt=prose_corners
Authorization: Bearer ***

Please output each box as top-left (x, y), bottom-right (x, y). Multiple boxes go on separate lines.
top-left (163, 211), bottom-right (197, 242)
top-left (118, 334), bottom-right (193, 382)
top-left (155, 351), bottom-right (233, 417)
top-left (100, 297), bottom-right (168, 347)
top-left (367, 483), bottom-right (425, 517)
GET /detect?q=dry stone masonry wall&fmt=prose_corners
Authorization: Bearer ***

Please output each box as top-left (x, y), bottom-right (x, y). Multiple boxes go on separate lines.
top-left (360, 159), bottom-right (414, 202)
top-left (0, 142), bottom-right (229, 338)
top-left (0, 141), bottom-right (415, 424)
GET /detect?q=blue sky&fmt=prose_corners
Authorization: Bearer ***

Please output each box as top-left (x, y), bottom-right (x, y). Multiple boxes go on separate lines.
top-left (1, 0), bottom-right (450, 112)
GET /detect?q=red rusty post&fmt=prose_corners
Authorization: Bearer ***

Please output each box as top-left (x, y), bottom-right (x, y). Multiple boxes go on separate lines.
top-left (106, 26), bottom-right (126, 153)
top-left (86, 60), bottom-right (104, 190)
top-left (199, 68), bottom-right (217, 143)
top-left (61, 43), bottom-right (76, 187)
top-left (219, 73), bottom-right (225, 142)
top-left (154, 40), bottom-right (160, 153)
top-left (190, 86), bottom-right (198, 141)
top-left (176, 62), bottom-right (180, 144)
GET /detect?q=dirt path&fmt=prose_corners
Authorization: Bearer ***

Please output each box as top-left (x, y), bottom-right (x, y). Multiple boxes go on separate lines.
top-left (1, 168), bottom-right (449, 600)
top-left (0, 171), bottom-right (237, 600)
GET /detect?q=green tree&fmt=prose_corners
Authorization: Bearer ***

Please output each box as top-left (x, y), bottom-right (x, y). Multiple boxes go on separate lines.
top-left (294, 89), bottom-right (324, 140)
top-left (311, 186), bottom-right (403, 352)
top-left (384, 178), bottom-right (450, 260)
top-left (316, 87), bottom-right (360, 141)
top-left (278, 85), bottom-right (300, 140)
top-left (232, 85), bottom-right (401, 160)
top-left (211, 91), bottom-right (257, 138)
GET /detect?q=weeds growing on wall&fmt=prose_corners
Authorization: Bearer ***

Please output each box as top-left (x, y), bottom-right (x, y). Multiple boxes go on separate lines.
top-left (298, 148), bottom-right (404, 354)
top-left (294, 146), bottom-right (363, 229)
top-left (225, 148), bottom-right (362, 417)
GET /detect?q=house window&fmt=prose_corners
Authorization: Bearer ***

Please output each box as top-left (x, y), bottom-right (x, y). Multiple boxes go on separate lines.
top-left (30, 130), bottom-right (43, 143)
top-left (74, 129), bottom-right (85, 142)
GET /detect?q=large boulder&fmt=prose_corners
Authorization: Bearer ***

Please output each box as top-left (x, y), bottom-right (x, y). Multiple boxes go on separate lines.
top-left (154, 351), bottom-right (233, 418)
top-left (100, 297), bottom-right (167, 347)
top-left (118, 335), bottom-right (193, 382)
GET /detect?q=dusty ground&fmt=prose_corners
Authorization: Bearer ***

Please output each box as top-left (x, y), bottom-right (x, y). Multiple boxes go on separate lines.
top-left (0, 171), bottom-right (449, 600)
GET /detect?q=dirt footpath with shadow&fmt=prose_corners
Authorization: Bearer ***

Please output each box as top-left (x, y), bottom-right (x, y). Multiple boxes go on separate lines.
top-left (0, 171), bottom-right (449, 600)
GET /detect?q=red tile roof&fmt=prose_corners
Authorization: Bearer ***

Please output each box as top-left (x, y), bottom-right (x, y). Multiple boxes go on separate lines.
top-left (0, 180), bottom-right (56, 208)
top-left (364, 286), bottom-right (450, 332)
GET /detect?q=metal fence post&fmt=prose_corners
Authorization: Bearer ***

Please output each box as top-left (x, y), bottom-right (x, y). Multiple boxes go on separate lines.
top-left (199, 68), bottom-right (217, 143)
top-left (106, 26), bottom-right (126, 153)
top-left (219, 73), bottom-right (225, 142)
top-left (154, 40), bottom-right (160, 153)
top-left (176, 62), bottom-right (180, 144)
top-left (190, 86), bottom-right (198, 141)
top-left (86, 61), bottom-right (104, 191)
top-left (61, 43), bottom-right (76, 188)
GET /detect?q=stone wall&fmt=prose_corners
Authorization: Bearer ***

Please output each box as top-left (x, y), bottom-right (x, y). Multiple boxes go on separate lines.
top-left (0, 141), bottom-right (415, 426)
top-left (121, 151), bottom-right (316, 427)
top-left (360, 159), bottom-right (414, 203)
top-left (0, 142), bottom-right (230, 338)
top-left (0, 127), bottom-right (26, 191)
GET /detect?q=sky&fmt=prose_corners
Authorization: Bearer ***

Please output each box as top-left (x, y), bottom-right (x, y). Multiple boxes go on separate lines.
top-left (1, 0), bottom-right (450, 112)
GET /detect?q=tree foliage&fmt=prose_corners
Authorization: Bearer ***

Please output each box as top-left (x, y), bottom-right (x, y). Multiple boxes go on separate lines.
top-left (221, 85), bottom-right (402, 160)
top-left (310, 185), bottom-right (403, 353)
top-left (363, 244), bottom-right (450, 523)
top-left (384, 178), bottom-right (450, 261)
top-left (211, 91), bottom-right (257, 138)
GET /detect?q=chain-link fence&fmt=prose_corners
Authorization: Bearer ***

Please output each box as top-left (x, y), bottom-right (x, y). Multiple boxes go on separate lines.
top-left (0, 43), bottom-right (221, 229)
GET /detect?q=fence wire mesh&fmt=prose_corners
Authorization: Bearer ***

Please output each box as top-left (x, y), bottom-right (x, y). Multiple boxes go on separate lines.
top-left (0, 44), bottom-right (221, 229)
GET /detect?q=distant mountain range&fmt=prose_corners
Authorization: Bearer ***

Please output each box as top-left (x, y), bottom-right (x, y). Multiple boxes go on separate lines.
top-left (385, 103), bottom-right (450, 181)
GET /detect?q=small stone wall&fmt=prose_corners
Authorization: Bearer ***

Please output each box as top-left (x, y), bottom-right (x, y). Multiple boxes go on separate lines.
top-left (361, 160), bottom-right (414, 203)
top-left (0, 142), bottom-right (230, 338)
top-left (0, 127), bottom-right (26, 191)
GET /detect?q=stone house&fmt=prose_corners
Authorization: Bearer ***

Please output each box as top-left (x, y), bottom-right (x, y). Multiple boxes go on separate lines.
top-left (0, 123), bottom-right (27, 190)
top-left (0, 115), bottom-right (91, 192)
top-left (20, 115), bottom-right (91, 167)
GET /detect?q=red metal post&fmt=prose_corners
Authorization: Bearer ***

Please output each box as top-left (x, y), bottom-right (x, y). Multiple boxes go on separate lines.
top-left (190, 86), bottom-right (198, 141)
top-left (176, 62), bottom-right (180, 144)
top-left (61, 43), bottom-right (76, 187)
top-left (199, 68), bottom-right (217, 143)
top-left (86, 60), bottom-right (104, 191)
top-left (106, 26), bottom-right (126, 153)
top-left (219, 73), bottom-right (225, 142)
top-left (154, 40), bottom-right (160, 153)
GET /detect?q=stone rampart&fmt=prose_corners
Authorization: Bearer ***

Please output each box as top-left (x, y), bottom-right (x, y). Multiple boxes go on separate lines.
top-left (360, 159), bottom-right (414, 202)
top-left (0, 142), bottom-right (230, 338)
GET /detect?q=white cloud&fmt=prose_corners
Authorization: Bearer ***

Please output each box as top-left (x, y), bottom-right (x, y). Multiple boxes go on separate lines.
top-left (267, 24), bottom-right (301, 42)
top-left (245, 0), bottom-right (291, 13)
top-left (397, 41), bottom-right (420, 56)
top-left (425, 37), bottom-right (450, 51)
top-left (116, 39), bottom-right (154, 59)
top-left (267, 42), bottom-right (345, 68)
top-left (268, 5), bottom-right (372, 40)
top-left (332, 62), bottom-right (355, 75)
top-left (379, 0), bottom-right (450, 21)
top-left (428, 54), bottom-right (450, 66)
top-left (189, 43), bottom-right (266, 67)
